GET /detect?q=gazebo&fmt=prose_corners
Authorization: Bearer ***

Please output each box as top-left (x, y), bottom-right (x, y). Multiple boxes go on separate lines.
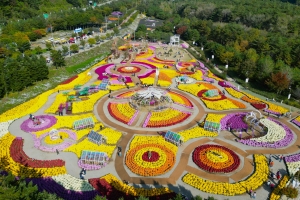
top-left (204, 121), bottom-right (221, 133)
top-left (130, 87), bottom-right (172, 111)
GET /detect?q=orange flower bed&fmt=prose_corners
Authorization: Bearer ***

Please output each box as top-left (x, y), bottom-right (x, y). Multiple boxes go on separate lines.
top-left (158, 72), bottom-right (172, 82)
top-left (168, 91), bottom-right (193, 108)
top-left (241, 96), bottom-right (260, 104)
top-left (125, 143), bottom-right (175, 176)
top-left (197, 82), bottom-right (218, 90)
top-left (108, 17), bottom-right (118, 21)
top-left (116, 91), bottom-right (135, 98)
top-left (228, 98), bottom-right (247, 109)
top-left (108, 102), bottom-right (135, 124)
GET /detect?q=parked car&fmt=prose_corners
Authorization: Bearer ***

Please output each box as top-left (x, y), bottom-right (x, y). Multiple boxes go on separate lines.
top-left (69, 38), bottom-right (76, 43)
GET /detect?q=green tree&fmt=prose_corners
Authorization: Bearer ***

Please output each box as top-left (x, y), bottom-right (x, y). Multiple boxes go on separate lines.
top-left (95, 35), bottom-right (100, 42)
top-left (88, 38), bottom-right (96, 47)
top-left (70, 44), bottom-right (79, 53)
top-left (62, 46), bottom-right (69, 56)
top-left (113, 27), bottom-right (119, 35)
top-left (34, 46), bottom-right (43, 55)
top-left (51, 50), bottom-right (65, 69)
top-left (256, 55), bottom-right (274, 81)
top-left (46, 42), bottom-right (52, 51)
top-left (80, 40), bottom-right (86, 49)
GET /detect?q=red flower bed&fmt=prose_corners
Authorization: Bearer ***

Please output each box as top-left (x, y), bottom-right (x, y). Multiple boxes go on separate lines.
top-left (60, 75), bottom-right (78, 85)
top-left (251, 103), bottom-right (266, 110)
top-left (142, 151), bottom-right (160, 162)
top-left (179, 71), bottom-right (194, 75)
top-left (117, 66), bottom-right (141, 73)
top-left (89, 178), bottom-right (177, 200)
top-left (10, 138), bottom-right (65, 168)
top-left (197, 90), bottom-right (226, 101)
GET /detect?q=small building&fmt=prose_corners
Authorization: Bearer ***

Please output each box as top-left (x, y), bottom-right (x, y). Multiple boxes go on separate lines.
top-left (170, 35), bottom-right (180, 46)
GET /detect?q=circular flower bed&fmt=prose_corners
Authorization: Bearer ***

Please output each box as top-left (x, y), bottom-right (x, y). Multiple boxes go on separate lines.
top-left (126, 144), bottom-right (175, 176)
top-left (192, 144), bottom-right (240, 173)
top-left (20, 115), bottom-right (57, 132)
top-left (117, 66), bottom-right (141, 73)
top-left (197, 90), bottom-right (226, 101)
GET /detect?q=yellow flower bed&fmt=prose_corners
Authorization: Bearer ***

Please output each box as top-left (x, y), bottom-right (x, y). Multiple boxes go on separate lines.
top-left (140, 77), bottom-right (155, 85)
top-left (202, 99), bottom-right (241, 110)
top-left (205, 114), bottom-right (226, 123)
top-left (147, 108), bottom-right (189, 127)
top-left (45, 93), bottom-right (68, 114)
top-left (182, 154), bottom-right (269, 196)
top-left (242, 92), bottom-right (261, 101)
top-left (34, 114), bottom-right (99, 137)
top-left (178, 126), bottom-right (218, 142)
top-left (225, 88), bottom-right (244, 99)
top-left (262, 101), bottom-right (288, 114)
top-left (116, 103), bottom-right (136, 119)
top-left (270, 175), bottom-right (289, 200)
top-left (160, 69), bottom-right (179, 78)
top-left (74, 123), bottom-right (105, 139)
top-left (102, 173), bottom-right (173, 196)
top-left (139, 59), bottom-right (165, 69)
top-left (55, 69), bottom-right (92, 91)
top-left (189, 70), bottom-right (203, 81)
top-left (44, 131), bottom-right (69, 145)
top-left (129, 136), bottom-right (177, 155)
top-left (157, 80), bottom-right (171, 87)
top-left (168, 91), bottom-right (193, 107)
top-left (64, 138), bottom-right (116, 158)
top-left (72, 90), bottom-right (109, 113)
top-left (207, 71), bottom-right (223, 81)
top-left (99, 128), bottom-right (122, 145)
top-left (178, 84), bottom-right (207, 96)
top-left (0, 90), bottom-right (54, 122)
top-left (0, 133), bottom-right (66, 177)
top-left (108, 83), bottom-right (135, 91)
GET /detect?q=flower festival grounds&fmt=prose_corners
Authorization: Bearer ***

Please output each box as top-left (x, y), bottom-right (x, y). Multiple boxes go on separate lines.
top-left (0, 42), bottom-right (300, 200)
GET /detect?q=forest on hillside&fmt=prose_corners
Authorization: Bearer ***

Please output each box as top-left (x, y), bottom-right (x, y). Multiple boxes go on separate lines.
top-left (135, 0), bottom-right (300, 106)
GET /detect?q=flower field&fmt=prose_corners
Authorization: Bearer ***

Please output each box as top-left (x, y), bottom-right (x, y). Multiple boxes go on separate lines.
top-left (108, 102), bottom-right (138, 125)
top-left (125, 136), bottom-right (177, 176)
top-left (183, 154), bottom-right (269, 195)
top-left (144, 108), bottom-right (191, 127)
top-left (0, 45), bottom-right (299, 200)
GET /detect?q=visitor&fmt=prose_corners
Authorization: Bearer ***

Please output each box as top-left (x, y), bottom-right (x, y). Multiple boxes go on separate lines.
top-left (267, 180), bottom-right (271, 187)
top-left (56, 149), bottom-right (59, 155)
top-left (270, 160), bottom-right (274, 167)
top-left (270, 183), bottom-right (275, 189)
top-left (249, 188), bottom-right (253, 196)
top-left (276, 171), bottom-right (281, 180)
top-left (58, 90), bottom-right (59, 93)
top-left (279, 155), bottom-right (283, 162)
top-left (29, 114), bottom-right (33, 120)
top-left (252, 192), bottom-right (256, 199)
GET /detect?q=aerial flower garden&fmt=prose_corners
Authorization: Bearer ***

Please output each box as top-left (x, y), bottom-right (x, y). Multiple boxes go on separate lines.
top-left (0, 43), bottom-right (299, 200)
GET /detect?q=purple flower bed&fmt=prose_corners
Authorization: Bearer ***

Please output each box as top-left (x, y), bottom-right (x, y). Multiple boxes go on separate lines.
top-left (239, 118), bottom-right (294, 148)
top-left (128, 110), bottom-right (139, 125)
top-left (198, 61), bottom-right (209, 71)
top-left (264, 109), bottom-right (281, 116)
top-left (25, 177), bottom-right (99, 200)
top-left (292, 118), bottom-right (300, 128)
top-left (20, 115), bottom-right (57, 132)
top-left (218, 81), bottom-right (231, 88)
top-left (220, 112), bottom-right (247, 130)
top-left (95, 64), bottom-right (132, 83)
top-left (224, 113), bottom-right (248, 130)
top-left (284, 153), bottom-right (300, 163)
top-left (203, 77), bottom-right (214, 83)
top-left (142, 112), bottom-right (152, 128)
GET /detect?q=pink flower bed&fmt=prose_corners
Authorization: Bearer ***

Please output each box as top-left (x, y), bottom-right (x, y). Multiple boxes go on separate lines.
top-left (21, 115), bottom-right (57, 132)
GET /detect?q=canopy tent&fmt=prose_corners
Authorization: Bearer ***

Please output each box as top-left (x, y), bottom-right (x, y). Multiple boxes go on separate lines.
top-left (80, 150), bottom-right (109, 166)
top-left (88, 130), bottom-right (105, 145)
top-left (73, 117), bottom-right (94, 130)
top-left (136, 87), bottom-right (165, 99)
top-left (164, 130), bottom-right (183, 146)
top-left (74, 28), bottom-right (83, 33)
top-left (204, 121), bottom-right (221, 133)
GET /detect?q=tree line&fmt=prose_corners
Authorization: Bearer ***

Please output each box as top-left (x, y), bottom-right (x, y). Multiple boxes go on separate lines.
top-left (137, 0), bottom-right (300, 101)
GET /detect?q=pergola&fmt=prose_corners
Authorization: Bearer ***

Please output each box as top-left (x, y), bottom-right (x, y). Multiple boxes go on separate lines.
top-left (73, 117), bottom-right (94, 130)
top-left (204, 121), bottom-right (221, 133)
top-left (164, 131), bottom-right (183, 146)
top-left (88, 130), bottom-right (106, 145)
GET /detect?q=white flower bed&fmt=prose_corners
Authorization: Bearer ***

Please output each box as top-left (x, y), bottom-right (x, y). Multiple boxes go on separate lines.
top-left (251, 118), bottom-right (285, 143)
top-left (0, 120), bottom-right (14, 138)
top-left (52, 174), bottom-right (95, 191)
top-left (286, 162), bottom-right (300, 175)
